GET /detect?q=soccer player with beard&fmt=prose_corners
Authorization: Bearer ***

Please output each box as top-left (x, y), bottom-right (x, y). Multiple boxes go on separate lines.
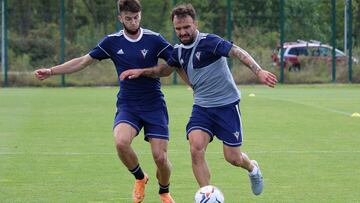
top-left (34, 1), bottom-right (176, 202)
top-left (120, 3), bottom-right (277, 196)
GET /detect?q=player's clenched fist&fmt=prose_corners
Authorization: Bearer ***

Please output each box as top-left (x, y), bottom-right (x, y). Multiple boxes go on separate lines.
top-left (34, 68), bottom-right (52, 80)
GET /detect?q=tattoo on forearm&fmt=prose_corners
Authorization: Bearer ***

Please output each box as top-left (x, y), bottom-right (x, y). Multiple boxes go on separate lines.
top-left (233, 46), bottom-right (262, 75)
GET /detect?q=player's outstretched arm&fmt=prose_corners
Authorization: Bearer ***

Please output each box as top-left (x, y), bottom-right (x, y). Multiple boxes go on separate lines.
top-left (119, 64), bottom-right (174, 80)
top-left (120, 64), bottom-right (192, 87)
top-left (229, 45), bottom-right (277, 88)
top-left (34, 54), bottom-right (96, 80)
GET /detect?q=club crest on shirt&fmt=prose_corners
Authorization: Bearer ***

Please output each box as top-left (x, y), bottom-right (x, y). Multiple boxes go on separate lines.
top-left (180, 58), bottom-right (184, 65)
top-left (233, 131), bottom-right (240, 140)
top-left (141, 49), bottom-right (148, 58)
top-left (195, 51), bottom-right (201, 61)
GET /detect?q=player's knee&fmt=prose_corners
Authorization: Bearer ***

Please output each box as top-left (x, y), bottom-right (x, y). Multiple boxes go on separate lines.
top-left (224, 153), bottom-right (243, 167)
top-left (190, 145), bottom-right (205, 162)
top-left (114, 136), bottom-right (131, 152)
top-left (153, 152), bottom-right (168, 167)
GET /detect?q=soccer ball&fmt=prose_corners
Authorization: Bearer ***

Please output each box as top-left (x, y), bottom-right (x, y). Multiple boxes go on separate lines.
top-left (194, 185), bottom-right (224, 203)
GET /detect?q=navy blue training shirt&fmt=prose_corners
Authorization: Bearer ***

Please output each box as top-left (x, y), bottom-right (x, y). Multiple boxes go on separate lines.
top-left (89, 28), bottom-right (173, 111)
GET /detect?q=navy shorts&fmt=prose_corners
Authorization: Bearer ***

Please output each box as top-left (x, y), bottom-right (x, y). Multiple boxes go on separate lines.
top-left (113, 105), bottom-right (169, 141)
top-left (186, 101), bottom-right (243, 147)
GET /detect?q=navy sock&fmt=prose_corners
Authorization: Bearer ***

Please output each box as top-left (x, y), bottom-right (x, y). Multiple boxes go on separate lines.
top-left (159, 183), bottom-right (170, 194)
top-left (129, 164), bottom-right (144, 180)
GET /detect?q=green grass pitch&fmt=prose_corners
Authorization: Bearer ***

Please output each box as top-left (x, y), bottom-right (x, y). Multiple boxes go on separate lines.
top-left (1, 84), bottom-right (360, 202)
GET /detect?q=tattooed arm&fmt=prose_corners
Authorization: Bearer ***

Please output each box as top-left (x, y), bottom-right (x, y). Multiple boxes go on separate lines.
top-left (228, 45), bottom-right (277, 87)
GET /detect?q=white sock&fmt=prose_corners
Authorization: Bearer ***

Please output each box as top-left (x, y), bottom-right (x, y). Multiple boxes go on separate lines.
top-left (249, 164), bottom-right (258, 176)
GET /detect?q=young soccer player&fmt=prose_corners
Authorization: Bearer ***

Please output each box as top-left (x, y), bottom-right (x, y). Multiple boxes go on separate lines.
top-left (34, 1), bottom-right (176, 202)
top-left (120, 3), bottom-right (277, 196)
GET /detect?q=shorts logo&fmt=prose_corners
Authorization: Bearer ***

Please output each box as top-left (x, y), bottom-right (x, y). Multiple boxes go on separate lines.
top-left (141, 49), bottom-right (148, 58)
top-left (233, 131), bottom-right (240, 140)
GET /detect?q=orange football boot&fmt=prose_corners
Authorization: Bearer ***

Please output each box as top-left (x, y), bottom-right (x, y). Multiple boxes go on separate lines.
top-left (132, 174), bottom-right (148, 203)
top-left (160, 193), bottom-right (175, 203)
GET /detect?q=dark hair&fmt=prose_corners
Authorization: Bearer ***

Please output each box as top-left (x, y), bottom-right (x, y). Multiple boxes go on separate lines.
top-left (171, 3), bottom-right (196, 21)
top-left (118, 0), bottom-right (141, 13)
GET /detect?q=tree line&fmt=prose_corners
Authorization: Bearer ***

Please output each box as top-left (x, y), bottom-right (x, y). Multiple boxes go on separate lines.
top-left (4, 0), bottom-right (360, 71)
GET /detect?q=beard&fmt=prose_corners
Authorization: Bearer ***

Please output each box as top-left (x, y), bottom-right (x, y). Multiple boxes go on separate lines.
top-left (123, 24), bottom-right (140, 35)
top-left (179, 34), bottom-right (195, 45)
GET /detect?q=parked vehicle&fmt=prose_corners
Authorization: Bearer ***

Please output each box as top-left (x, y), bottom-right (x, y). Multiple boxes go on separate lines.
top-left (272, 40), bottom-right (359, 71)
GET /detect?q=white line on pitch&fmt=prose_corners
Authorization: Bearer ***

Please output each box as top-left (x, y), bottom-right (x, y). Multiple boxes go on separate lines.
top-left (259, 96), bottom-right (352, 116)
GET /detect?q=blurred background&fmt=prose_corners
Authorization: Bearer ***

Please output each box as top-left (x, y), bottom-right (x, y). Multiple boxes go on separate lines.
top-left (0, 0), bottom-right (359, 87)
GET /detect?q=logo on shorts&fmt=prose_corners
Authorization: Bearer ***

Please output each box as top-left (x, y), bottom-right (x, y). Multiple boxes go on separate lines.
top-left (233, 131), bottom-right (240, 140)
